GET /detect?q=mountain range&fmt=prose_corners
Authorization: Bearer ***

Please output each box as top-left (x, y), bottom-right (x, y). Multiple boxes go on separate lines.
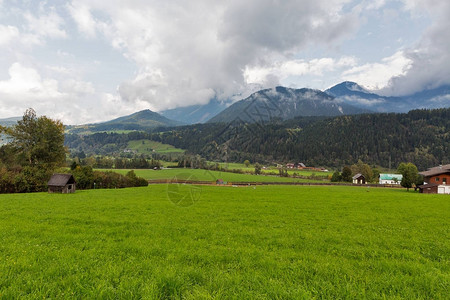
top-left (325, 81), bottom-right (450, 113)
top-left (207, 86), bottom-right (369, 124)
top-left (66, 109), bottom-right (183, 134)
top-left (159, 81), bottom-right (450, 124)
top-left (3, 81), bottom-right (450, 131)
top-left (160, 98), bottom-right (230, 124)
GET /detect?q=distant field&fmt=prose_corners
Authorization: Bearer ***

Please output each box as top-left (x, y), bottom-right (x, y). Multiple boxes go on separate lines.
top-left (98, 168), bottom-right (325, 183)
top-left (0, 186), bottom-right (448, 298)
top-left (215, 162), bottom-right (332, 178)
top-left (127, 140), bottom-right (185, 155)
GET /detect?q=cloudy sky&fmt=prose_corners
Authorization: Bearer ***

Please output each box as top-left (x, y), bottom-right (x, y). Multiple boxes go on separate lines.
top-left (0, 0), bottom-right (449, 124)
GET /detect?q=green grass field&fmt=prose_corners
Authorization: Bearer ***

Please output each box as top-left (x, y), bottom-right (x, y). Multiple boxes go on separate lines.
top-left (98, 168), bottom-right (325, 183)
top-left (215, 162), bottom-right (331, 178)
top-left (127, 140), bottom-right (185, 155)
top-left (0, 186), bottom-right (448, 298)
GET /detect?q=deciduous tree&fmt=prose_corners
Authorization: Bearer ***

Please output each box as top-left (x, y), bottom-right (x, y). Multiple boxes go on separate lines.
top-left (397, 162), bottom-right (419, 191)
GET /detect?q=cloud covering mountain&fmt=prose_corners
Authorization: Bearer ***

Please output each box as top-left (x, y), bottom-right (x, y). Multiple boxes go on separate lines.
top-left (0, 1), bottom-right (448, 124)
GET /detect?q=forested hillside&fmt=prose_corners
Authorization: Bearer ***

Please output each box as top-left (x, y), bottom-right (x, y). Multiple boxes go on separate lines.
top-left (66, 108), bottom-right (449, 170)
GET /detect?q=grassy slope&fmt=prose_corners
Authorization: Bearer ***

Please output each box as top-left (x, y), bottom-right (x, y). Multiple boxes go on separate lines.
top-left (127, 140), bottom-right (185, 155)
top-left (99, 168), bottom-right (325, 183)
top-left (0, 186), bottom-right (448, 298)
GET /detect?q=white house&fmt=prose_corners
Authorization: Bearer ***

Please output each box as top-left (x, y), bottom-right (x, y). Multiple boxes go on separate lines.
top-left (379, 173), bottom-right (403, 185)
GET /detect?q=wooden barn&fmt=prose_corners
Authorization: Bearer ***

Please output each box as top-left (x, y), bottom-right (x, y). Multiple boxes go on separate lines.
top-left (48, 173), bottom-right (76, 194)
top-left (352, 173), bottom-right (366, 184)
top-left (417, 183), bottom-right (439, 194)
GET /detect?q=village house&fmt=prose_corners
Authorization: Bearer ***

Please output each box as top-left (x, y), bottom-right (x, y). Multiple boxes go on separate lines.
top-left (352, 173), bottom-right (366, 184)
top-left (286, 162), bottom-right (307, 169)
top-left (418, 164), bottom-right (450, 194)
top-left (48, 173), bottom-right (76, 194)
top-left (379, 173), bottom-right (403, 185)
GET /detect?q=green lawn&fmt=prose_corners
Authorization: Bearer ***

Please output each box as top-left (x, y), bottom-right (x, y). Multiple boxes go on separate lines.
top-left (99, 168), bottom-right (325, 183)
top-left (127, 140), bottom-right (185, 155)
top-left (0, 186), bottom-right (448, 298)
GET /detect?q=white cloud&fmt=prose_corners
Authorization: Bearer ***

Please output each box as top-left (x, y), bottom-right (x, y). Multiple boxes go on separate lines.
top-left (0, 62), bottom-right (138, 124)
top-left (0, 25), bottom-right (19, 46)
top-left (429, 94), bottom-right (450, 103)
top-left (366, 0), bottom-right (387, 10)
top-left (1, 0), bottom-right (448, 123)
top-left (66, 0), bottom-right (359, 111)
top-left (335, 95), bottom-right (386, 106)
top-left (244, 56), bottom-right (357, 87)
top-left (0, 63), bottom-right (62, 99)
top-left (342, 51), bottom-right (412, 91)
top-left (382, 0), bottom-right (450, 95)
top-left (67, 3), bottom-right (98, 38)
top-left (24, 9), bottom-right (67, 39)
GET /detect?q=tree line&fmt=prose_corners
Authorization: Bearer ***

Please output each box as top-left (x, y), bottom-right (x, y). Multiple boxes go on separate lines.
top-left (0, 109), bottom-right (148, 193)
top-left (64, 108), bottom-right (449, 171)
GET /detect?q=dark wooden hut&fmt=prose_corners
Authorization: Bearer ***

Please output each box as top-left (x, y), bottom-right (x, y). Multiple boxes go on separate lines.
top-left (417, 183), bottom-right (439, 194)
top-left (48, 173), bottom-right (76, 194)
top-left (352, 173), bottom-right (366, 184)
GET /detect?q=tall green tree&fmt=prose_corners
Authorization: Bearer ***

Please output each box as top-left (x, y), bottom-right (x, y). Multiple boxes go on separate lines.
top-left (341, 166), bottom-right (352, 182)
top-left (351, 160), bottom-right (374, 182)
top-left (254, 163), bottom-right (262, 175)
top-left (397, 162), bottom-right (419, 191)
top-left (6, 108), bottom-right (66, 169)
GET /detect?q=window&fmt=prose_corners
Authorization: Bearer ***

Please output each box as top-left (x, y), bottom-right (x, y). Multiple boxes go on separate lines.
top-left (444, 178), bottom-right (447, 184)
top-left (435, 177), bottom-right (440, 182)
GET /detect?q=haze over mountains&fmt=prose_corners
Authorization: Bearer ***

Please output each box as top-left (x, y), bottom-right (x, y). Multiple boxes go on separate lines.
top-left (207, 86), bottom-right (369, 124)
top-left (3, 81), bottom-right (450, 131)
top-left (159, 81), bottom-right (450, 125)
top-left (326, 81), bottom-right (450, 113)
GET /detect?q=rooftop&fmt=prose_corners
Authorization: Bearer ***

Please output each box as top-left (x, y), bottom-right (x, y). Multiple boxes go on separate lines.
top-left (48, 173), bottom-right (76, 187)
top-left (379, 174), bottom-right (403, 180)
top-left (419, 164), bottom-right (450, 177)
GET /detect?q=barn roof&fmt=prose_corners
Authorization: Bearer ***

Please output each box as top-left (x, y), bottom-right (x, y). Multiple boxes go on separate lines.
top-left (48, 173), bottom-right (76, 187)
top-left (420, 164), bottom-right (450, 177)
top-left (352, 173), bottom-right (364, 179)
top-left (379, 173), bottom-right (403, 180)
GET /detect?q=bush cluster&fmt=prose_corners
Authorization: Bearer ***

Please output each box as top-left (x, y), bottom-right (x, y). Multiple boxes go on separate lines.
top-left (71, 165), bottom-right (148, 190)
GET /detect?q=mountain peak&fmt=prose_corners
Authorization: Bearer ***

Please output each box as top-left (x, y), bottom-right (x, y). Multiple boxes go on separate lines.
top-left (327, 81), bottom-right (369, 94)
top-left (208, 85), bottom-right (367, 124)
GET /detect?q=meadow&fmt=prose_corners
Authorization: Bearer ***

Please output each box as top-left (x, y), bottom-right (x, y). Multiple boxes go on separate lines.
top-left (99, 168), bottom-right (325, 183)
top-left (127, 140), bottom-right (185, 155)
top-left (214, 162), bottom-right (331, 178)
top-left (0, 185), bottom-right (448, 299)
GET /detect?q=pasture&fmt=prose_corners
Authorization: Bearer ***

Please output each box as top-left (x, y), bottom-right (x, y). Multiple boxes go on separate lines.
top-left (127, 140), bottom-right (185, 155)
top-left (99, 168), bottom-right (325, 183)
top-left (213, 162), bottom-right (331, 178)
top-left (0, 185), bottom-right (448, 299)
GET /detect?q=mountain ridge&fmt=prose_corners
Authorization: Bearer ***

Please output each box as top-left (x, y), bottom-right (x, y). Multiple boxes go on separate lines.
top-left (207, 86), bottom-right (369, 124)
top-left (326, 81), bottom-right (450, 112)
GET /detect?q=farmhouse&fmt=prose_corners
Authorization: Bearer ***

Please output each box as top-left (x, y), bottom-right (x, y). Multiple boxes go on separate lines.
top-left (352, 173), bottom-right (366, 184)
top-left (48, 173), bottom-right (76, 194)
top-left (216, 179), bottom-right (225, 185)
top-left (418, 164), bottom-right (450, 194)
top-left (286, 162), bottom-right (307, 169)
top-left (379, 173), bottom-right (402, 185)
